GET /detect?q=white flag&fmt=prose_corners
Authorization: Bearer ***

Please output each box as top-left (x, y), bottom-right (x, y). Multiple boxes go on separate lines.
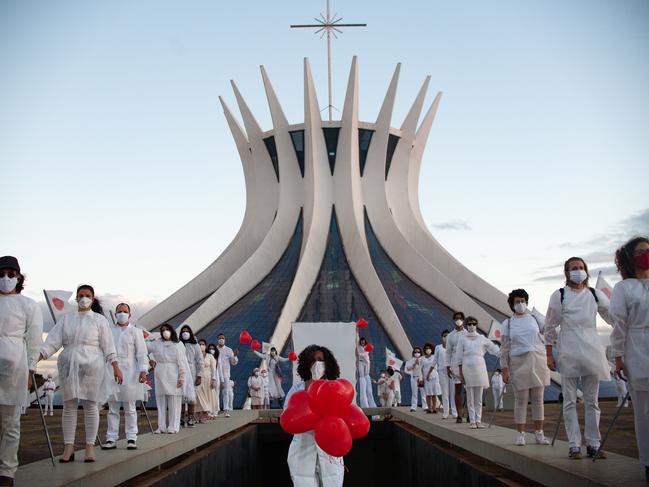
top-left (385, 347), bottom-right (396, 358)
top-left (43, 290), bottom-right (75, 323)
top-left (596, 271), bottom-right (613, 299)
top-left (386, 355), bottom-right (403, 370)
top-left (262, 341), bottom-right (272, 354)
top-left (488, 319), bottom-right (503, 342)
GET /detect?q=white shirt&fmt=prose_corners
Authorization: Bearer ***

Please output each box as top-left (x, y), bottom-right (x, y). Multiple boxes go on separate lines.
top-left (502, 314), bottom-right (545, 356)
top-left (446, 328), bottom-right (468, 366)
top-left (432, 344), bottom-right (448, 369)
top-left (217, 344), bottom-right (238, 380)
top-left (610, 279), bottom-right (649, 390)
top-left (405, 357), bottom-right (424, 379)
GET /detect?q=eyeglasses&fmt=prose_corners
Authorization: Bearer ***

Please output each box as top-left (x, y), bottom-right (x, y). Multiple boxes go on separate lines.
top-left (465, 322), bottom-right (478, 327)
top-left (0, 270), bottom-right (17, 278)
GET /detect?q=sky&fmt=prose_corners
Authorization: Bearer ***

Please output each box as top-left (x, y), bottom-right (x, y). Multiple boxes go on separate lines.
top-left (2, 0), bottom-right (648, 332)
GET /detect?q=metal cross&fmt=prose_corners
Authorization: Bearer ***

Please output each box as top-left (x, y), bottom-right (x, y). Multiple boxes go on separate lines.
top-left (291, 0), bottom-right (367, 121)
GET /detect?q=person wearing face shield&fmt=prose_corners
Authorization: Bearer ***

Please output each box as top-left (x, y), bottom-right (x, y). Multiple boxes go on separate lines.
top-left (446, 311), bottom-right (468, 423)
top-left (356, 337), bottom-right (377, 408)
top-left (433, 330), bottom-right (457, 419)
top-left (103, 303), bottom-right (148, 450)
top-left (544, 257), bottom-right (613, 459)
top-left (39, 284), bottom-right (122, 463)
top-left (0, 256), bottom-right (43, 485)
top-left (405, 347), bottom-right (428, 412)
top-left (422, 342), bottom-right (441, 413)
top-left (178, 325), bottom-right (203, 427)
top-left (610, 236), bottom-right (649, 480)
top-left (456, 317), bottom-right (500, 429)
top-left (216, 333), bottom-right (238, 417)
top-left (195, 339), bottom-right (219, 422)
top-left (284, 345), bottom-right (344, 486)
top-left (146, 324), bottom-right (186, 434)
top-left (247, 368), bottom-right (264, 410)
top-left (43, 374), bottom-right (56, 416)
top-left (500, 289), bottom-right (550, 446)
top-left (253, 346), bottom-right (289, 407)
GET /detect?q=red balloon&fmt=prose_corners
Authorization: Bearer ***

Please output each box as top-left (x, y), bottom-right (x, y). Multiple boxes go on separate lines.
top-left (341, 404), bottom-right (370, 439)
top-left (364, 343), bottom-right (374, 353)
top-left (250, 339), bottom-right (261, 351)
top-left (316, 379), bottom-right (354, 416)
top-left (356, 318), bottom-right (368, 328)
top-left (288, 351), bottom-right (298, 361)
top-left (307, 379), bottom-right (326, 416)
top-left (314, 416), bottom-right (353, 457)
top-left (239, 331), bottom-right (252, 344)
top-left (280, 391), bottom-right (319, 434)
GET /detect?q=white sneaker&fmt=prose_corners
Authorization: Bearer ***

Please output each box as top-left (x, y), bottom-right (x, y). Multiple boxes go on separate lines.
top-left (410, 408), bottom-right (416, 412)
top-left (224, 412), bottom-right (231, 418)
top-left (515, 432), bottom-right (526, 446)
top-left (442, 415), bottom-right (448, 419)
top-left (535, 430), bottom-right (550, 445)
top-left (470, 423), bottom-right (477, 429)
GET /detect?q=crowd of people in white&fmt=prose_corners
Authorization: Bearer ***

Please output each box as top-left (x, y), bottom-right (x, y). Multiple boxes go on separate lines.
top-left (0, 234), bottom-right (648, 484)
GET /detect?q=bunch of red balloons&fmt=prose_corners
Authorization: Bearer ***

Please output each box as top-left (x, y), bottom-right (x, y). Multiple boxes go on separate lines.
top-left (280, 378), bottom-right (370, 457)
top-left (239, 330), bottom-right (297, 360)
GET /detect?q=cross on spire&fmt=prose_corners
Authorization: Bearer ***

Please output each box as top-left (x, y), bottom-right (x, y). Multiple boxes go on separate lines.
top-left (291, 0), bottom-right (367, 121)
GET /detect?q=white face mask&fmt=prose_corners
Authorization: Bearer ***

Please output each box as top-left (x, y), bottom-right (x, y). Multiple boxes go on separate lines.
top-left (200, 344), bottom-right (206, 352)
top-left (253, 371), bottom-right (259, 377)
top-left (425, 349), bottom-right (432, 356)
top-left (380, 373), bottom-right (386, 378)
top-left (413, 352), bottom-right (421, 358)
top-left (569, 269), bottom-right (588, 284)
top-left (218, 338), bottom-right (225, 345)
top-left (466, 324), bottom-right (477, 333)
top-left (208, 349), bottom-right (215, 355)
top-left (261, 372), bottom-right (267, 378)
top-left (162, 330), bottom-right (171, 340)
top-left (116, 312), bottom-right (130, 324)
top-left (310, 360), bottom-right (325, 380)
top-left (181, 331), bottom-right (190, 341)
top-left (0, 276), bottom-right (17, 293)
top-left (454, 319), bottom-right (463, 328)
top-left (78, 296), bottom-right (93, 309)
top-left (513, 302), bottom-right (527, 314)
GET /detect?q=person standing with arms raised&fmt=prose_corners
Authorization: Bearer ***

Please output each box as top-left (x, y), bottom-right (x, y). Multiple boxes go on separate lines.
top-left (446, 311), bottom-right (468, 423)
top-left (216, 333), bottom-right (238, 417)
top-left (0, 256), bottom-right (43, 486)
top-left (610, 236), bottom-right (649, 481)
top-left (544, 257), bottom-right (613, 459)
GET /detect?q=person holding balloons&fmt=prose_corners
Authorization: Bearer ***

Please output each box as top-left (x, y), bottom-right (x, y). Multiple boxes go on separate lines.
top-left (283, 345), bottom-right (345, 486)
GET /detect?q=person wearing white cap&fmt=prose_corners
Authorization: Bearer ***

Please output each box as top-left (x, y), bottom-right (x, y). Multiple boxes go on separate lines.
top-left (0, 256), bottom-right (43, 486)
top-left (545, 257), bottom-right (613, 459)
top-left (610, 236), bottom-right (649, 481)
top-left (103, 303), bottom-right (148, 450)
top-left (43, 374), bottom-right (56, 416)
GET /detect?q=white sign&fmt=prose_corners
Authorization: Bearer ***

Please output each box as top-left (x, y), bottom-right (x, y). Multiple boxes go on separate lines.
top-left (291, 322), bottom-right (357, 391)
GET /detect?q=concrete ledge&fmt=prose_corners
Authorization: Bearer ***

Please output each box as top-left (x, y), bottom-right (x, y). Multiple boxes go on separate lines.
top-left (391, 407), bottom-right (645, 487)
top-left (14, 410), bottom-right (259, 487)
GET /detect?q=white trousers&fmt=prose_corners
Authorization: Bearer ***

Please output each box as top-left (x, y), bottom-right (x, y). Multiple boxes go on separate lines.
top-left (410, 378), bottom-right (427, 410)
top-left (513, 386), bottom-right (544, 424)
top-left (438, 372), bottom-right (457, 417)
top-left (0, 405), bottom-right (20, 478)
top-left (156, 394), bottom-right (181, 433)
top-left (466, 386), bottom-right (484, 424)
top-left (629, 388), bottom-right (649, 467)
top-left (107, 400), bottom-right (138, 442)
top-left (44, 391), bottom-right (55, 414)
top-left (492, 387), bottom-right (504, 410)
top-left (63, 399), bottom-right (98, 445)
top-left (562, 375), bottom-right (600, 449)
top-left (358, 375), bottom-right (377, 408)
top-left (221, 379), bottom-right (233, 411)
top-left (616, 379), bottom-right (629, 406)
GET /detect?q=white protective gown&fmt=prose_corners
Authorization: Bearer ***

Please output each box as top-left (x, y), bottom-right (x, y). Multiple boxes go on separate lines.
top-left (610, 279), bottom-right (649, 391)
top-left (108, 324), bottom-right (148, 402)
top-left (446, 328), bottom-right (468, 382)
top-left (544, 287), bottom-right (613, 380)
top-left (41, 311), bottom-right (117, 402)
top-left (284, 383), bottom-right (344, 486)
top-left (422, 354), bottom-right (441, 395)
top-left (0, 294), bottom-right (43, 406)
top-left (253, 350), bottom-right (289, 399)
top-left (456, 334), bottom-right (500, 387)
top-left (146, 340), bottom-right (187, 396)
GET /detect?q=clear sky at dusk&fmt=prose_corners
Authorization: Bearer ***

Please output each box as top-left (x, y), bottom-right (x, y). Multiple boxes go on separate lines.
top-left (2, 0), bottom-right (648, 331)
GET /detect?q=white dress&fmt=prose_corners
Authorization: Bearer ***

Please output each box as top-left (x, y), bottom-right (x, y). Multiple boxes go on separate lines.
top-left (0, 294), bottom-right (43, 406)
top-left (422, 354), bottom-right (441, 395)
top-left (284, 383), bottom-right (344, 486)
top-left (108, 324), bottom-right (148, 402)
top-left (456, 334), bottom-right (500, 387)
top-left (41, 311), bottom-right (117, 402)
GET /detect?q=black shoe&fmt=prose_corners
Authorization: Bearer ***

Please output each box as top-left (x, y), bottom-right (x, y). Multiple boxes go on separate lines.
top-left (127, 440), bottom-right (137, 450)
top-left (187, 418), bottom-right (196, 427)
top-left (644, 466), bottom-right (648, 481)
top-left (0, 475), bottom-right (14, 486)
top-left (59, 453), bottom-right (75, 463)
top-left (101, 440), bottom-right (116, 450)
top-left (180, 419), bottom-right (186, 427)
top-left (586, 446), bottom-right (607, 459)
top-left (455, 417), bottom-right (462, 424)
